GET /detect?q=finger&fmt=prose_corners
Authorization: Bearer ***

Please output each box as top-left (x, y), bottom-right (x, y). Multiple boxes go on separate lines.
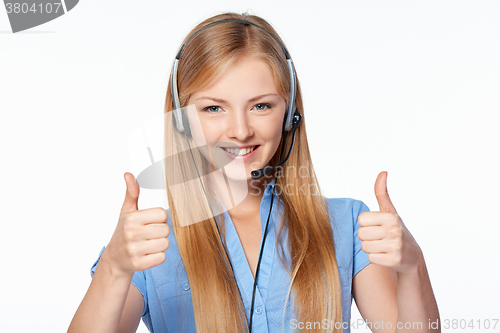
top-left (139, 224), bottom-right (170, 240)
top-left (357, 226), bottom-right (386, 241)
top-left (361, 240), bottom-right (391, 253)
top-left (367, 253), bottom-right (394, 267)
top-left (121, 172), bottom-right (140, 214)
top-left (141, 252), bottom-right (167, 270)
top-left (136, 207), bottom-right (168, 225)
top-left (138, 238), bottom-right (170, 255)
top-left (358, 211), bottom-right (400, 228)
top-left (375, 171), bottom-right (397, 213)
top-left (358, 211), bottom-right (385, 227)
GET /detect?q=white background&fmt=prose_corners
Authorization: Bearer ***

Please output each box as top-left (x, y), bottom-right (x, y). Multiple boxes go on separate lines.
top-left (1, 1), bottom-right (499, 332)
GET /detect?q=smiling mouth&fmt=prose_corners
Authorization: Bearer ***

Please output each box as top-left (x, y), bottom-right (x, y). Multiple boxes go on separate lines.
top-left (220, 145), bottom-right (259, 156)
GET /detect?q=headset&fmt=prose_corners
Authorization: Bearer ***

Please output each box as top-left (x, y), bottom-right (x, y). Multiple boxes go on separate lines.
top-left (169, 18), bottom-right (302, 332)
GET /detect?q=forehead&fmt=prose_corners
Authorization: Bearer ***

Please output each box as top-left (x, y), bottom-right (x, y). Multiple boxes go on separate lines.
top-left (191, 56), bottom-right (280, 100)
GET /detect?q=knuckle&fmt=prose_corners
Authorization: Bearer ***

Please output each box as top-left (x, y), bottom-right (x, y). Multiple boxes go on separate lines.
top-left (123, 212), bottom-right (138, 227)
top-left (148, 252), bottom-right (166, 270)
top-left (153, 207), bottom-right (168, 221)
top-left (388, 225), bottom-right (403, 238)
top-left (123, 220), bottom-right (132, 231)
top-left (156, 238), bottom-right (167, 251)
top-left (392, 253), bottom-right (402, 266)
top-left (357, 212), bottom-right (367, 225)
top-left (123, 229), bottom-right (136, 242)
top-left (130, 256), bottom-right (141, 270)
top-left (157, 252), bottom-right (167, 264)
top-left (367, 253), bottom-right (374, 263)
top-left (160, 209), bottom-right (168, 221)
top-left (126, 243), bottom-right (138, 257)
top-left (163, 238), bottom-right (170, 250)
top-left (387, 212), bottom-right (400, 224)
top-left (391, 238), bottom-right (403, 252)
top-left (357, 229), bottom-right (364, 240)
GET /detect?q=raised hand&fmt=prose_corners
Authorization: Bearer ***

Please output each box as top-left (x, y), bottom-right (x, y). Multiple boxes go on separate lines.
top-left (104, 172), bottom-right (170, 277)
top-left (357, 171), bottom-right (423, 274)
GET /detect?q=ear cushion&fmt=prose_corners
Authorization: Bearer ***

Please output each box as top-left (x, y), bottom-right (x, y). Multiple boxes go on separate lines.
top-left (282, 113), bottom-right (288, 130)
top-left (182, 109), bottom-right (191, 136)
top-left (172, 109), bottom-right (192, 136)
top-left (282, 107), bottom-right (295, 131)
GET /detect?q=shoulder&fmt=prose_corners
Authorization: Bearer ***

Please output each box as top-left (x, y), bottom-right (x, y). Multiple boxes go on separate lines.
top-left (323, 197), bottom-right (371, 266)
top-left (324, 197), bottom-right (370, 227)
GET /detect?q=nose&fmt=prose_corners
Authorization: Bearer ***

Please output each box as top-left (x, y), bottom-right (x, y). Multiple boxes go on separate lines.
top-left (226, 110), bottom-right (254, 141)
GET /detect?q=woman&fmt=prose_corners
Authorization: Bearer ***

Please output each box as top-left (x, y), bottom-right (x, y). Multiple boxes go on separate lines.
top-left (69, 12), bottom-right (440, 333)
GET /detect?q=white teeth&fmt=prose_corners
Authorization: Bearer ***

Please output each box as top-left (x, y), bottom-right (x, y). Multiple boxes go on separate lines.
top-left (222, 146), bottom-right (257, 156)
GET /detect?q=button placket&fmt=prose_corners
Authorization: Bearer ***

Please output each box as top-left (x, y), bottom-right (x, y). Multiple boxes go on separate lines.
top-left (250, 299), bottom-right (269, 332)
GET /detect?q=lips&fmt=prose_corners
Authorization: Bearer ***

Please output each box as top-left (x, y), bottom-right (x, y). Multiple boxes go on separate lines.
top-left (220, 145), bottom-right (259, 156)
top-left (218, 145), bottom-right (260, 161)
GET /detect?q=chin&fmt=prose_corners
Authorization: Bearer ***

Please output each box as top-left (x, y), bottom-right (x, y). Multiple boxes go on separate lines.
top-left (218, 163), bottom-right (253, 182)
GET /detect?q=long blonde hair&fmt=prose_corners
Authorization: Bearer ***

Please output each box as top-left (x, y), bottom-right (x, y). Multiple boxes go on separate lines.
top-left (164, 12), bottom-right (343, 333)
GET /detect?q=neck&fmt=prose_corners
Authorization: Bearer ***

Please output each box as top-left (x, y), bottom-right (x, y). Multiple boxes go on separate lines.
top-left (210, 172), bottom-right (272, 222)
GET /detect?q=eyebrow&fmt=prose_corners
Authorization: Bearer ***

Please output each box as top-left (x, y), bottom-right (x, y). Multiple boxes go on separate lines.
top-left (196, 93), bottom-right (277, 104)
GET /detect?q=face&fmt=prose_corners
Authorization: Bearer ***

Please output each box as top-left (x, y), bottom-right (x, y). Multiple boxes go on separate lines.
top-left (185, 56), bottom-right (287, 183)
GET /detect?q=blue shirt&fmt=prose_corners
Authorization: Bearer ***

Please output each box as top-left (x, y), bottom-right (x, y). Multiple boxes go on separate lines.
top-left (91, 181), bottom-right (371, 332)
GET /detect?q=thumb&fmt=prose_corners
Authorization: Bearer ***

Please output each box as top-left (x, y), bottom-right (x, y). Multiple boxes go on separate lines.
top-left (374, 171), bottom-right (397, 213)
top-left (121, 172), bottom-right (140, 213)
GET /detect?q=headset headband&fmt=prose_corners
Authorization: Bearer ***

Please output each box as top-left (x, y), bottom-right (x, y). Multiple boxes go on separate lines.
top-left (170, 19), bottom-right (297, 133)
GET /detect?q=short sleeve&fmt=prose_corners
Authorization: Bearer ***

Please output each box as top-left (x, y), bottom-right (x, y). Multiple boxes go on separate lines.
top-left (90, 246), bottom-right (149, 317)
top-left (352, 200), bottom-right (371, 277)
top-left (90, 246), bottom-right (106, 278)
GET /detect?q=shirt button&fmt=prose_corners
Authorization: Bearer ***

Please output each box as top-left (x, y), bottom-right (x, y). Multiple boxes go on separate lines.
top-left (255, 306), bottom-right (262, 315)
top-left (183, 283), bottom-right (190, 291)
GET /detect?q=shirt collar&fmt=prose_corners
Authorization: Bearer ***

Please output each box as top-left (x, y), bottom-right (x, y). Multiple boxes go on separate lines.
top-left (213, 177), bottom-right (278, 219)
top-left (264, 177), bottom-right (276, 196)
top-left (261, 177), bottom-right (281, 224)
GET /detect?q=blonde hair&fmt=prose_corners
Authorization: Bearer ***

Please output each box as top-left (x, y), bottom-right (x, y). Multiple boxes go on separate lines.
top-left (164, 12), bottom-right (343, 333)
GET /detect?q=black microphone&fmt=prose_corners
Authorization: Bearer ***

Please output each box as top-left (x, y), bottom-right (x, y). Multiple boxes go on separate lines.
top-left (251, 113), bottom-right (302, 180)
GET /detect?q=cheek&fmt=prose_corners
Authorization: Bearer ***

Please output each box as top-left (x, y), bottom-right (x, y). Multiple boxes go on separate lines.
top-left (184, 109), bottom-right (214, 146)
top-left (259, 122), bottom-right (283, 152)
top-left (196, 121), bottom-right (221, 146)
top-left (190, 123), bottom-right (206, 146)
top-left (269, 126), bottom-right (283, 145)
top-left (269, 113), bottom-right (285, 139)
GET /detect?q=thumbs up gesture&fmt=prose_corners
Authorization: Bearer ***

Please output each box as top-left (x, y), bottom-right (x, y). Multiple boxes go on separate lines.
top-left (103, 172), bottom-right (170, 278)
top-left (357, 172), bottom-right (423, 274)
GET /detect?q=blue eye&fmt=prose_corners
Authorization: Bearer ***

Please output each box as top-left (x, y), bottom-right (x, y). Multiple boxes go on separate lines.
top-left (202, 105), bottom-right (221, 113)
top-left (202, 103), bottom-right (272, 113)
top-left (255, 103), bottom-right (272, 111)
